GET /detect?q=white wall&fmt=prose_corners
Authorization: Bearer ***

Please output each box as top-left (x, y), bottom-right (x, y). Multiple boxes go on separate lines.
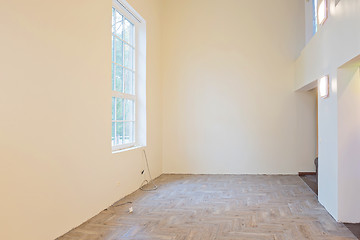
top-left (318, 73), bottom-right (339, 220)
top-left (338, 65), bottom-right (360, 223)
top-left (295, 0), bottom-right (360, 90)
top-left (0, 0), bottom-right (163, 239)
top-left (161, 0), bottom-right (315, 174)
top-left (295, 0), bottom-right (360, 221)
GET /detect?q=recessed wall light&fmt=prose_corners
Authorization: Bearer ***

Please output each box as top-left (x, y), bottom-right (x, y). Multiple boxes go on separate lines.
top-left (318, 0), bottom-right (327, 25)
top-left (319, 75), bottom-right (329, 98)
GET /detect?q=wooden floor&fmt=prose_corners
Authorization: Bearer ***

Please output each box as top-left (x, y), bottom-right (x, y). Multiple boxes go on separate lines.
top-left (300, 174), bottom-right (360, 239)
top-left (58, 174), bottom-right (357, 240)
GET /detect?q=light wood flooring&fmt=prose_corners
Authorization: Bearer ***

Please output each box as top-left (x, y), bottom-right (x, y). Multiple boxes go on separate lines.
top-left (57, 174), bottom-right (357, 240)
top-left (300, 174), bottom-right (360, 239)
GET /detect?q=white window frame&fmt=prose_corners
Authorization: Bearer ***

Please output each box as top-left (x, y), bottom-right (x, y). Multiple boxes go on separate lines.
top-left (112, 0), bottom-right (146, 152)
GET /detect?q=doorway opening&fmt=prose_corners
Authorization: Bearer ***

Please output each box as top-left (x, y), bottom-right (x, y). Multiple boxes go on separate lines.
top-left (299, 87), bottom-right (319, 195)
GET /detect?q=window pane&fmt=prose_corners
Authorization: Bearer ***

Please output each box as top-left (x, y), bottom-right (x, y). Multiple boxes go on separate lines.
top-left (124, 19), bottom-right (134, 45)
top-left (125, 99), bottom-right (134, 121)
top-left (112, 97), bottom-right (115, 120)
top-left (112, 64), bottom-right (115, 91)
top-left (116, 122), bottom-right (124, 145)
top-left (112, 36), bottom-right (114, 63)
top-left (124, 122), bottom-right (134, 144)
top-left (124, 44), bottom-right (133, 69)
top-left (114, 37), bottom-right (123, 65)
top-left (114, 10), bottom-right (123, 38)
top-left (112, 122), bottom-right (115, 146)
top-left (113, 64), bottom-right (123, 92)
top-left (116, 98), bottom-right (124, 121)
top-left (112, 8), bottom-right (115, 34)
top-left (124, 68), bottom-right (134, 94)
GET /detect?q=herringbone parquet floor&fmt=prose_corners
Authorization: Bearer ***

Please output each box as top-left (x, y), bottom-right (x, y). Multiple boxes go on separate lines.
top-left (58, 175), bottom-right (357, 240)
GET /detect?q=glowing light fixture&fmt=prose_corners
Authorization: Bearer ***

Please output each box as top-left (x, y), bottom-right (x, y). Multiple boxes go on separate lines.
top-left (319, 75), bottom-right (329, 98)
top-left (318, 0), bottom-right (327, 25)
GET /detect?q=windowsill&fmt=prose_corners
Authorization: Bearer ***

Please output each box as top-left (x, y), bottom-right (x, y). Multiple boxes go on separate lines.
top-left (112, 145), bottom-right (145, 154)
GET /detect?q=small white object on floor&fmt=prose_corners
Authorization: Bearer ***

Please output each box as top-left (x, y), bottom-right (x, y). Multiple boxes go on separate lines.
top-left (128, 207), bottom-right (133, 213)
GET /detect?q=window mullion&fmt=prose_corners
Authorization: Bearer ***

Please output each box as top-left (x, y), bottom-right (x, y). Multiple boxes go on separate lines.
top-left (113, 62), bottom-right (135, 73)
top-left (122, 21), bottom-right (125, 94)
top-left (123, 97), bottom-right (126, 144)
top-left (113, 34), bottom-right (135, 49)
top-left (114, 98), bottom-right (116, 142)
top-left (112, 91), bottom-right (135, 100)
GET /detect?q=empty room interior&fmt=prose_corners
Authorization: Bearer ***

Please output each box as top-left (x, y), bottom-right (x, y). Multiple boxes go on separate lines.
top-left (1, 0), bottom-right (360, 239)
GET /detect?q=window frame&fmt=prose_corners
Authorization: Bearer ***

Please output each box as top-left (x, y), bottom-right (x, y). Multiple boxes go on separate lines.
top-left (111, 0), bottom-right (146, 152)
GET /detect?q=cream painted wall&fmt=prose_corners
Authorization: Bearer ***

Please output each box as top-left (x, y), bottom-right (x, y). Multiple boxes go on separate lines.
top-left (0, 0), bottom-right (162, 239)
top-left (338, 65), bottom-right (360, 223)
top-left (295, 0), bottom-right (360, 221)
top-left (161, 0), bottom-right (315, 174)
